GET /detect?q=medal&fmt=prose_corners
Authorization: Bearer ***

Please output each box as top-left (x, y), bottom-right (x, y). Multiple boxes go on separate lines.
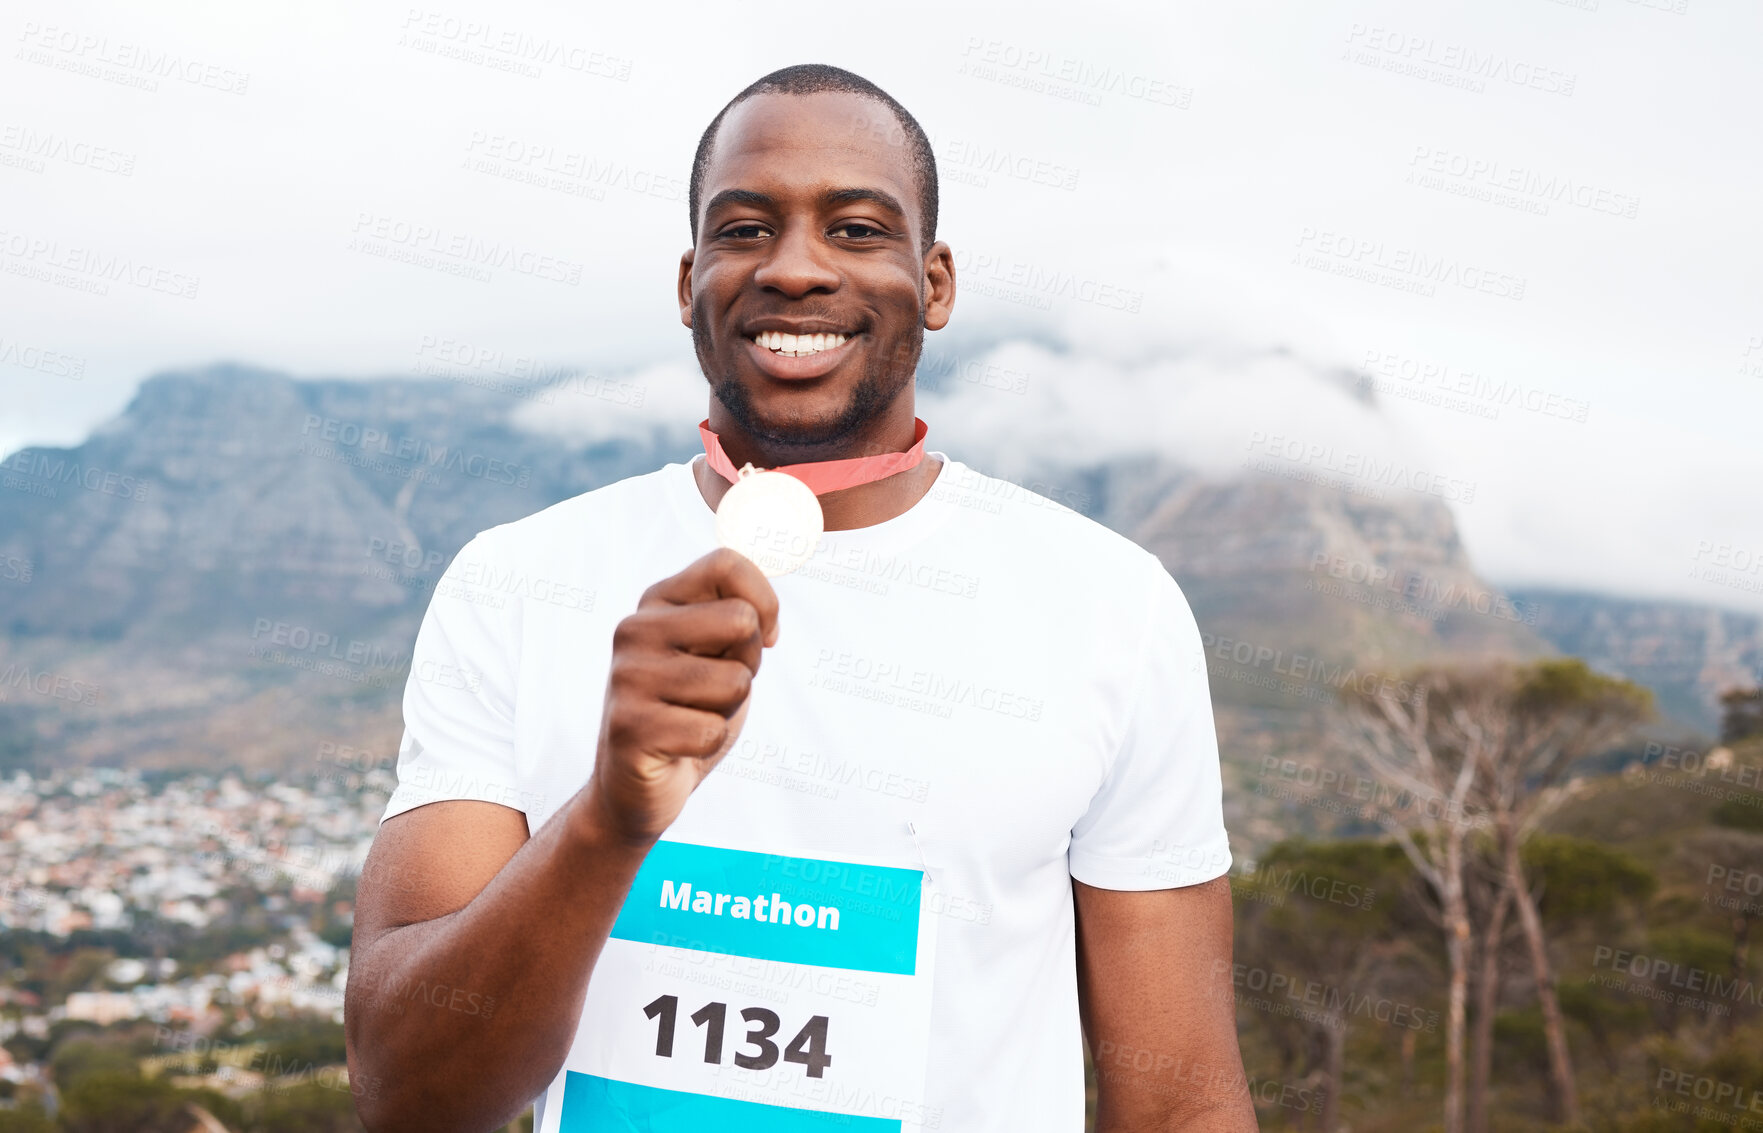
top-left (699, 416), bottom-right (932, 578)
top-left (715, 463), bottom-right (824, 577)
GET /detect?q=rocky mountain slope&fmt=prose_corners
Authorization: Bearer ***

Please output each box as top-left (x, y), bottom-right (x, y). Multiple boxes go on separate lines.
top-left (1507, 586), bottom-right (1763, 734)
top-left (0, 367), bottom-right (1747, 825)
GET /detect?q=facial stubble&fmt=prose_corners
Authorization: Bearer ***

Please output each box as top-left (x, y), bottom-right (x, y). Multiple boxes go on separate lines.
top-left (692, 294), bottom-right (922, 452)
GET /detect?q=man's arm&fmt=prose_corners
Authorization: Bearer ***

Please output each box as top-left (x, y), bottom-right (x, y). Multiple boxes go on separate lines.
top-left (344, 795), bottom-right (651, 1132)
top-left (344, 549), bottom-right (780, 1132)
top-left (1075, 877), bottom-right (1259, 1132)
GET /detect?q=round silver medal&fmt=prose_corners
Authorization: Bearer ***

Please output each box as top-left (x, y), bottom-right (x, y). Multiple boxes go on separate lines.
top-left (714, 463), bottom-right (824, 577)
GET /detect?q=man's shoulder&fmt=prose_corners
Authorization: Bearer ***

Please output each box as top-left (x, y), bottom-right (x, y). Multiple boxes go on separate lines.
top-left (940, 458), bottom-right (1169, 589)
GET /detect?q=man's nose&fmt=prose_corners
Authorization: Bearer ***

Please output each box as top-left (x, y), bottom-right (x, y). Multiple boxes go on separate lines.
top-left (751, 223), bottom-right (840, 297)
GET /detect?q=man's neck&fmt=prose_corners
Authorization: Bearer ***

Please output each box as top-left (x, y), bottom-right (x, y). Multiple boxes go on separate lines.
top-left (689, 442), bottom-right (943, 533)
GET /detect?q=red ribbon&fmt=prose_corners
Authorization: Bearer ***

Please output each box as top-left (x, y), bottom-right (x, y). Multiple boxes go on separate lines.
top-left (698, 417), bottom-right (930, 496)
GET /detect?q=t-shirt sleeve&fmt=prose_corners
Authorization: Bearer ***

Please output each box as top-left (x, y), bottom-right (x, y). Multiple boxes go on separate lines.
top-left (380, 530), bottom-right (534, 826)
top-left (1068, 557), bottom-right (1232, 890)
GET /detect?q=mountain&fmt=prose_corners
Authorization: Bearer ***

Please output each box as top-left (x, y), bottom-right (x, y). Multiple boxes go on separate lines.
top-left (0, 365), bottom-right (684, 775)
top-left (1507, 587), bottom-right (1763, 735)
top-left (0, 364), bottom-right (675, 639)
top-left (0, 366), bottom-right (1749, 839)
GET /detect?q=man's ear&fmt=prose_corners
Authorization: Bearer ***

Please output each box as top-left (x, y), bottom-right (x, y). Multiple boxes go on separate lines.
top-left (678, 248), bottom-right (696, 329)
top-left (922, 240), bottom-right (956, 332)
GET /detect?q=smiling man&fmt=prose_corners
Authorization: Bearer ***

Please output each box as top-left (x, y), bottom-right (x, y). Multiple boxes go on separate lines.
top-left (344, 65), bottom-right (1253, 1133)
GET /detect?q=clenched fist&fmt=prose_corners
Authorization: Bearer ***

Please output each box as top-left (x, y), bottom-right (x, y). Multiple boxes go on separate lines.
top-left (586, 548), bottom-right (780, 845)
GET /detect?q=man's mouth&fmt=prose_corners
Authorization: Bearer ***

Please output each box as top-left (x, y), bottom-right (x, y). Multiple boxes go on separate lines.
top-left (750, 330), bottom-right (852, 358)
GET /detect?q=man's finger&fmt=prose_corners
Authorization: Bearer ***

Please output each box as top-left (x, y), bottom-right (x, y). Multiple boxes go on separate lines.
top-left (615, 700), bottom-right (735, 761)
top-left (639, 548), bottom-right (780, 647)
top-left (656, 598), bottom-right (766, 668)
top-left (626, 653), bottom-right (754, 716)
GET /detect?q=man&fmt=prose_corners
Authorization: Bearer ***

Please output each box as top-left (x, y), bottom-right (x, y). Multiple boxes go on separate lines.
top-left (344, 64), bottom-right (1254, 1132)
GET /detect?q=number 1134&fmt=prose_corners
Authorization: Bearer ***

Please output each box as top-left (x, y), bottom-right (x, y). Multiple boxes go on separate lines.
top-left (643, 994), bottom-right (834, 1079)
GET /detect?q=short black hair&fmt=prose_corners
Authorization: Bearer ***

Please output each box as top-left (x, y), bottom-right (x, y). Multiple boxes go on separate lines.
top-left (689, 64), bottom-right (939, 255)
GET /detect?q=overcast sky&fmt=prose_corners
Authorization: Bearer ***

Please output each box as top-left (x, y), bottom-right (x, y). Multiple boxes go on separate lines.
top-left (3, 0), bottom-right (1760, 613)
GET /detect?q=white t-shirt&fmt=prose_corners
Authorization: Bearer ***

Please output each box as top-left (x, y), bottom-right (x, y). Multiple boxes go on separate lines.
top-left (381, 451), bottom-right (1232, 1133)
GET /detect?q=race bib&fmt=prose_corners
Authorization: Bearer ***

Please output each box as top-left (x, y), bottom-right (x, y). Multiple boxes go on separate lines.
top-left (537, 838), bottom-right (940, 1132)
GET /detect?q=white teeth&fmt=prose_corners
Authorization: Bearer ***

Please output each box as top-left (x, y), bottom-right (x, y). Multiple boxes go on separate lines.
top-left (754, 331), bottom-right (850, 356)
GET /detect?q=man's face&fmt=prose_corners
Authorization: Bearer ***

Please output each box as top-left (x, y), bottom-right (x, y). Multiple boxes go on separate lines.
top-left (680, 91), bottom-right (954, 451)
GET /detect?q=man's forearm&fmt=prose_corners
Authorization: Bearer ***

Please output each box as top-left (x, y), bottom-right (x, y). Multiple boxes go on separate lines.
top-left (1168, 1098), bottom-right (1261, 1132)
top-left (1094, 1078), bottom-right (1260, 1132)
top-left (1169, 1107), bottom-right (1261, 1132)
top-left (346, 790), bottom-right (651, 1132)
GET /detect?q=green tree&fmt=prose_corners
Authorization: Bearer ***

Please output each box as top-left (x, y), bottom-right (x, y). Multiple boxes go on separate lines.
top-left (1522, 834), bottom-right (1657, 930)
top-left (58, 1072), bottom-right (195, 1133)
top-left (50, 1039), bottom-right (136, 1087)
top-left (252, 1017), bottom-right (347, 1069)
top-left (1711, 798), bottom-right (1763, 832)
top-left (1522, 835), bottom-right (1657, 1078)
top-left (1332, 658), bottom-right (1652, 1132)
top-left (246, 1082), bottom-right (364, 1133)
top-left (1235, 838), bottom-right (1423, 1131)
top-left (1471, 659), bottom-right (1652, 1127)
top-left (41, 948), bottom-right (116, 1005)
top-left (1332, 671), bottom-right (1492, 1133)
top-left (1719, 687), bottom-right (1763, 744)
top-left (0, 1105), bottom-right (53, 1133)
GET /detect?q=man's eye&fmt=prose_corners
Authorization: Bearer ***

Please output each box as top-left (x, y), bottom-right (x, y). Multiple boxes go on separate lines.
top-left (722, 224), bottom-right (769, 239)
top-left (832, 223), bottom-right (884, 239)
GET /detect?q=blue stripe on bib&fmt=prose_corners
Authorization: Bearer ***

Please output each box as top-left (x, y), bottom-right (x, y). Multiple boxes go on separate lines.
top-left (609, 841), bottom-right (922, 975)
top-left (559, 1072), bottom-right (902, 1131)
